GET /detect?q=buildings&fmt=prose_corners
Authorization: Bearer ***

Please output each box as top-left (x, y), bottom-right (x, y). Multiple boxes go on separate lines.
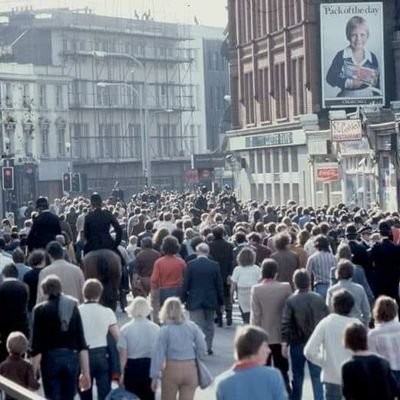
top-left (0, 8), bottom-right (228, 199)
top-left (226, 0), bottom-right (400, 209)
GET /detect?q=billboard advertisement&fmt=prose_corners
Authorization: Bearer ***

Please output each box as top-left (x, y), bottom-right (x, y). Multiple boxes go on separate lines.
top-left (320, 2), bottom-right (385, 108)
top-left (331, 119), bottom-right (362, 141)
top-left (315, 163), bottom-right (340, 183)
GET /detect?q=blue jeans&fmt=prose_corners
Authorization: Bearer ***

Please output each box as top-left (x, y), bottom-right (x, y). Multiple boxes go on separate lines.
top-left (314, 283), bottom-right (329, 301)
top-left (41, 348), bottom-right (79, 400)
top-left (323, 382), bottom-right (342, 400)
top-left (80, 347), bottom-right (110, 400)
top-left (290, 343), bottom-right (323, 400)
top-left (159, 287), bottom-right (181, 306)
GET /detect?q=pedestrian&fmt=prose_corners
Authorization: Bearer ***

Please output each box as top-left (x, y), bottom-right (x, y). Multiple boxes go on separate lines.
top-left (230, 247), bottom-right (261, 324)
top-left (11, 247), bottom-right (31, 281)
top-left (250, 258), bottom-right (292, 392)
top-left (209, 225), bottom-right (234, 327)
top-left (150, 297), bottom-right (207, 400)
top-left (304, 289), bottom-right (360, 400)
top-left (215, 325), bottom-right (288, 400)
top-left (31, 275), bottom-right (90, 400)
top-left (281, 269), bottom-right (329, 400)
top-left (27, 197), bottom-right (61, 252)
top-left (0, 263), bottom-right (29, 362)
top-left (0, 332), bottom-right (39, 399)
top-left (37, 241), bottom-right (85, 303)
top-left (118, 296), bottom-right (160, 400)
top-left (181, 242), bottom-right (224, 354)
top-left (342, 322), bottom-right (398, 400)
top-left (368, 295), bottom-right (400, 388)
top-left (79, 279), bottom-right (120, 400)
top-left (306, 234), bottom-right (337, 300)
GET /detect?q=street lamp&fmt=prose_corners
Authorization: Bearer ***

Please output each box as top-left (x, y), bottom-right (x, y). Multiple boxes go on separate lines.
top-left (96, 82), bottom-right (147, 186)
top-left (89, 50), bottom-right (150, 186)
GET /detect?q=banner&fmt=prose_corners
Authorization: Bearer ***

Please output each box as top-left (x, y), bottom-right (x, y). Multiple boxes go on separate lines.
top-left (320, 2), bottom-right (385, 108)
top-left (315, 163), bottom-right (340, 183)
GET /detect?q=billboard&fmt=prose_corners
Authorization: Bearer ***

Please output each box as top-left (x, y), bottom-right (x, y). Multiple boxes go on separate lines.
top-left (331, 119), bottom-right (362, 141)
top-left (320, 2), bottom-right (385, 108)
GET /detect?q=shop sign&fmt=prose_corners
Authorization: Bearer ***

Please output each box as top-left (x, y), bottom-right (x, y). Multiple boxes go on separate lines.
top-left (331, 119), bottom-right (362, 142)
top-left (315, 163), bottom-right (340, 183)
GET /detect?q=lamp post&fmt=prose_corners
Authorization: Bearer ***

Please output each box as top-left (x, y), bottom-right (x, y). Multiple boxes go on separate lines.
top-left (89, 51), bottom-right (150, 185)
top-left (96, 82), bottom-right (147, 186)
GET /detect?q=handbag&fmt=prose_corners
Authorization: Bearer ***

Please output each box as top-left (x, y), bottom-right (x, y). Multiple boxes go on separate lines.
top-left (195, 356), bottom-right (213, 389)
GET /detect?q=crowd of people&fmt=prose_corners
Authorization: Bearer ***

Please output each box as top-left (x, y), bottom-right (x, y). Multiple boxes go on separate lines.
top-left (0, 185), bottom-right (400, 400)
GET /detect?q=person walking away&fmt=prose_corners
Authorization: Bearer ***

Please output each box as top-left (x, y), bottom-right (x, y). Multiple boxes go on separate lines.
top-left (79, 279), bottom-right (120, 400)
top-left (215, 325), bottom-right (288, 400)
top-left (31, 275), bottom-right (90, 400)
top-left (181, 243), bottom-right (224, 355)
top-left (342, 322), bottom-right (398, 400)
top-left (150, 297), bottom-right (207, 400)
top-left (230, 247), bottom-right (261, 324)
top-left (118, 296), bottom-right (160, 400)
top-left (250, 258), bottom-right (292, 392)
top-left (304, 289), bottom-right (360, 400)
top-left (281, 269), bottom-right (329, 400)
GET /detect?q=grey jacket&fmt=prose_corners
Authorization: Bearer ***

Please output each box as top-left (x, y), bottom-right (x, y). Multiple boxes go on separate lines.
top-left (281, 290), bottom-right (329, 345)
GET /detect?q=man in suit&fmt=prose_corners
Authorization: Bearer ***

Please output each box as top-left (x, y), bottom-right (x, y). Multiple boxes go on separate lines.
top-left (27, 197), bottom-right (61, 252)
top-left (370, 221), bottom-right (400, 302)
top-left (0, 263), bottom-right (29, 362)
top-left (37, 241), bottom-right (85, 303)
top-left (251, 258), bottom-right (292, 392)
top-left (84, 193), bottom-right (122, 255)
top-left (181, 243), bottom-right (224, 354)
top-left (345, 224), bottom-right (370, 271)
top-left (209, 225), bottom-right (234, 327)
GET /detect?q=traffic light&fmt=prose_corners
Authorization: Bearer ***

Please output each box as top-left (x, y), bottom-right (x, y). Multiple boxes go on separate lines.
top-left (71, 173), bottom-right (81, 192)
top-left (63, 173), bottom-right (71, 192)
top-left (2, 167), bottom-right (14, 190)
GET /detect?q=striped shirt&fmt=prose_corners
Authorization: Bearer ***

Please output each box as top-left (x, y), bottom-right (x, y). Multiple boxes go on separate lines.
top-left (306, 251), bottom-right (337, 285)
top-left (368, 320), bottom-right (400, 371)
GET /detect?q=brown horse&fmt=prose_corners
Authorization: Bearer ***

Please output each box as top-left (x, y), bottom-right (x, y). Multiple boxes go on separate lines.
top-left (82, 249), bottom-right (121, 311)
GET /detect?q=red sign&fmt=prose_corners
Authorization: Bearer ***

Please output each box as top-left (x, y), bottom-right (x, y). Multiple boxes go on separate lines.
top-left (185, 169), bottom-right (198, 183)
top-left (315, 163), bottom-right (339, 183)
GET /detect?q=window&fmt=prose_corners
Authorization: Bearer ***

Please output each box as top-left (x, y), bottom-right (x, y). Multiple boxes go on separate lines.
top-left (273, 149), bottom-right (280, 172)
top-left (265, 149), bottom-right (271, 173)
top-left (292, 183), bottom-right (300, 203)
top-left (22, 84), bottom-right (30, 108)
top-left (266, 184), bottom-right (272, 202)
top-left (274, 62), bottom-right (287, 119)
top-left (39, 84), bottom-right (47, 107)
top-left (258, 184), bottom-right (264, 202)
top-left (257, 150), bottom-right (263, 173)
top-left (292, 57), bottom-right (305, 116)
top-left (251, 184), bottom-right (257, 201)
top-left (283, 183), bottom-right (290, 202)
top-left (249, 151), bottom-right (255, 173)
top-left (291, 147), bottom-right (299, 171)
top-left (244, 72), bottom-right (255, 124)
top-left (128, 124), bottom-right (142, 159)
top-left (57, 126), bottom-right (66, 156)
top-left (282, 147), bottom-right (289, 172)
top-left (274, 183), bottom-right (281, 204)
top-left (259, 67), bottom-right (270, 122)
top-left (5, 82), bottom-right (12, 107)
top-left (56, 85), bottom-right (63, 108)
top-left (41, 123), bottom-right (49, 156)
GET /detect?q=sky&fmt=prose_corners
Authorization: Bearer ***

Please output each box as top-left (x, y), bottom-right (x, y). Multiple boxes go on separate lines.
top-left (0, 0), bottom-right (228, 27)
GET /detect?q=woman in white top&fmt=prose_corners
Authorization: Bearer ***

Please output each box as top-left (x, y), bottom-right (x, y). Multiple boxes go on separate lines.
top-left (230, 247), bottom-right (261, 324)
top-left (78, 279), bottom-right (119, 400)
top-left (118, 296), bottom-right (160, 400)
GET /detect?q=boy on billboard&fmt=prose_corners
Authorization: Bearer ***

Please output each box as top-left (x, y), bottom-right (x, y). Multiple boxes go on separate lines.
top-left (326, 16), bottom-right (381, 98)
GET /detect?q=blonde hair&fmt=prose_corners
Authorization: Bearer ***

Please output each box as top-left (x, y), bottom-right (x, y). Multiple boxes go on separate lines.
top-left (127, 296), bottom-right (152, 318)
top-left (7, 332), bottom-right (28, 356)
top-left (159, 297), bottom-right (185, 324)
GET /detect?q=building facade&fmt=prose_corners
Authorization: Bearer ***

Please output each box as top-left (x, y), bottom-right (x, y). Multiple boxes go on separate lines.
top-left (0, 8), bottom-right (228, 198)
top-left (226, 0), bottom-right (400, 209)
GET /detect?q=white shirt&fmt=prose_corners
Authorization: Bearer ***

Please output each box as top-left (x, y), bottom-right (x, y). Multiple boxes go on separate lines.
top-left (79, 302), bottom-right (117, 349)
top-left (304, 313), bottom-right (359, 385)
top-left (118, 317), bottom-right (160, 359)
top-left (231, 265), bottom-right (261, 313)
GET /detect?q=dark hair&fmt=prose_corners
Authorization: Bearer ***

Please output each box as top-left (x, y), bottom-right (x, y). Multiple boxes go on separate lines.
top-left (12, 248), bottom-right (25, 264)
top-left (171, 229), bottom-right (184, 244)
top-left (28, 250), bottom-right (46, 268)
top-left (212, 226), bottom-right (224, 240)
top-left (314, 235), bottom-right (330, 252)
top-left (190, 236), bottom-right (203, 251)
top-left (373, 295), bottom-right (398, 322)
top-left (293, 269), bottom-right (310, 290)
top-left (261, 258), bottom-right (278, 279)
top-left (235, 325), bottom-right (269, 360)
top-left (336, 260), bottom-right (354, 280)
top-left (248, 232), bottom-right (261, 243)
top-left (46, 241), bottom-right (64, 260)
top-left (344, 322), bottom-right (368, 351)
top-left (144, 221), bottom-right (153, 231)
top-left (161, 236), bottom-right (180, 255)
top-left (274, 233), bottom-right (290, 251)
top-left (90, 193), bottom-right (102, 207)
top-left (141, 237), bottom-right (153, 249)
top-left (3, 263), bottom-right (18, 278)
top-left (237, 247), bottom-right (256, 267)
top-left (235, 232), bottom-right (247, 245)
top-left (332, 289), bottom-right (354, 316)
top-left (0, 238), bottom-right (5, 250)
top-left (41, 274), bottom-right (62, 297)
